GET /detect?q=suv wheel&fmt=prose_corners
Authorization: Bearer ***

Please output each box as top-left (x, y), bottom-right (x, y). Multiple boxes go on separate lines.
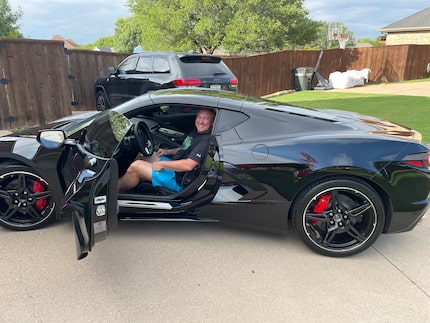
top-left (96, 91), bottom-right (110, 111)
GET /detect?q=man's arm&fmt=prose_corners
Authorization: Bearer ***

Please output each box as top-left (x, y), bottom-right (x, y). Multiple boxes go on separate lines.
top-left (152, 158), bottom-right (198, 172)
top-left (157, 147), bottom-right (181, 157)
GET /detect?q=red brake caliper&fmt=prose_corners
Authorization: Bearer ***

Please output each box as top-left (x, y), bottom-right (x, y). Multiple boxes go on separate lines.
top-left (312, 193), bottom-right (331, 224)
top-left (33, 180), bottom-right (47, 211)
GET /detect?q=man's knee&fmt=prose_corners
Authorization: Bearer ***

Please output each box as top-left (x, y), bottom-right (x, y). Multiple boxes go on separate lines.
top-left (127, 160), bottom-right (139, 173)
top-left (127, 160), bottom-right (151, 180)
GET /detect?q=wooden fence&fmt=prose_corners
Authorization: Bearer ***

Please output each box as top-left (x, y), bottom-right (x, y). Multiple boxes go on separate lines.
top-left (1, 38), bottom-right (429, 130)
top-left (224, 45), bottom-right (430, 97)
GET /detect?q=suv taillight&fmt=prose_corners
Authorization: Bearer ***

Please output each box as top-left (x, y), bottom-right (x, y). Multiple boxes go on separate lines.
top-left (230, 78), bottom-right (238, 85)
top-left (173, 79), bottom-right (201, 87)
top-left (404, 152), bottom-right (430, 168)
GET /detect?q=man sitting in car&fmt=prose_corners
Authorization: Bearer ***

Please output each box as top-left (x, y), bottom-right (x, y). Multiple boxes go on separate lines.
top-left (118, 108), bottom-right (215, 192)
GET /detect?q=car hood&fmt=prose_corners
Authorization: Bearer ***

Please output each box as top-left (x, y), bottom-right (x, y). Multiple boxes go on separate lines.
top-left (0, 111), bottom-right (100, 160)
top-left (2, 111), bottom-right (100, 137)
top-left (0, 135), bottom-right (42, 159)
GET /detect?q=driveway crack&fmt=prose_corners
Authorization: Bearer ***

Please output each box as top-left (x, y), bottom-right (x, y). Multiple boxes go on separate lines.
top-left (374, 247), bottom-right (430, 299)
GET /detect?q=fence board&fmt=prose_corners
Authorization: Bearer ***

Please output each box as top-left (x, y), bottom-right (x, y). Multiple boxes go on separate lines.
top-left (0, 39), bottom-right (71, 129)
top-left (67, 50), bottom-right (128, 111)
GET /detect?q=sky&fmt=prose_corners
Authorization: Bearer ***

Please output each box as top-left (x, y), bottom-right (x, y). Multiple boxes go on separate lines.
top-left (7, 0), bottom-right (430, 44)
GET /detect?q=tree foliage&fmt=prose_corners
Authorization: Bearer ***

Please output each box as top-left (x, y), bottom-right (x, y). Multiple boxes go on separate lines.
top-left (78, 36), bottom-right (116, 51)
top-left (112, 16), bottom-right (142, 52)
top-left (123, 0), bottom-right (321, 54)
top-left (0, 0), bottom-right (23, 38)
top-left (358, 37), bottom-right (383, 47)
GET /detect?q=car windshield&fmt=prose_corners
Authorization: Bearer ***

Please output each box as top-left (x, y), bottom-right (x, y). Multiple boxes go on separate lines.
top-left (179, 56), bottom-right (232, 78)
top-left (84, 111), bottom-right (133, 157)
top-left (60, 112), bottom-right (102, 136)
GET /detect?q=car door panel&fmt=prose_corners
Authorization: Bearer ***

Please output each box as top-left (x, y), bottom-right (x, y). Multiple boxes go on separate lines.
top-left (39, 111), bottom-right (132, 260)
top-left (68, 154), bottom-right (118, 260)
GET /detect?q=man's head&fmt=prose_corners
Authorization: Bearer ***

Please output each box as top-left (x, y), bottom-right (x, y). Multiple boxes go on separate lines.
top-left (195, 108), bottom-right (215, 134)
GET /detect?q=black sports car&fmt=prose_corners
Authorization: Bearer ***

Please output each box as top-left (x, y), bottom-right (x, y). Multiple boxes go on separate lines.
top-left (1, 88), bottom-right (430, 258)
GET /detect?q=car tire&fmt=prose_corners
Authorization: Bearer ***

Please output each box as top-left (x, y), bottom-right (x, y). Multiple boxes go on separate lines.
top-left (95, 90), bottom-right (110, 111)
top-left (292, 177), bottom-right (385, 257)
top-left (0, 164), bottom-right (57, 231)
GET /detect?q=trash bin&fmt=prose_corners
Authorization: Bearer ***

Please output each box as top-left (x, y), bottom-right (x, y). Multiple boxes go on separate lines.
top-left (293, 67), bottom-right (314, 91)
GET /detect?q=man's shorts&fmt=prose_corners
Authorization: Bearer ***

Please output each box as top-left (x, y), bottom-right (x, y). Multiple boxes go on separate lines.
top-left (151, 156), bottom-right (183, 192)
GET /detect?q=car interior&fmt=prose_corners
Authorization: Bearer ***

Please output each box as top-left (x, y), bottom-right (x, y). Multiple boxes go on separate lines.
top-left (114, 104), bottom-right (218, 198)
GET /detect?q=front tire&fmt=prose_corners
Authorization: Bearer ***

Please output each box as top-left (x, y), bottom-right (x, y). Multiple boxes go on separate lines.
top-left (292, 178), bottom-right (385, 257)
top-left (0, 164), bottom-right (57, 231)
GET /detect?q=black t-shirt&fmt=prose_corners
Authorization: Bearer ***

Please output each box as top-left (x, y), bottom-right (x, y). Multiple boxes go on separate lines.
top-left (171, 129), bottom-right (211, 185)
top-left (171, 129), bottom-right (211, 164)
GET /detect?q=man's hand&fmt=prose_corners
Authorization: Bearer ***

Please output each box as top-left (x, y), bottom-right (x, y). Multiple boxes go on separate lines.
top-left (152, 161), bottom-right (163, 172)
top-left (156, 147), bottom-right (180, 158)
top-left (156, 149), bottom-right (166, 158)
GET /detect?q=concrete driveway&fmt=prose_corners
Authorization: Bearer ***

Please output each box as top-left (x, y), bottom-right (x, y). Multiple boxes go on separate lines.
top-left (0, 210), bottom-right (429, 322)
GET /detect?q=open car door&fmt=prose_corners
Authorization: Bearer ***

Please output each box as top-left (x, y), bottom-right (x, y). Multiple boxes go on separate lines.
top-left (38, 111), bottom-right (132, 260)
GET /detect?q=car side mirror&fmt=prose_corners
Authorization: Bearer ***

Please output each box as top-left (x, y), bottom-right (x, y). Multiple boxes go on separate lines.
top-left (108, 66), bottom-right (116, 75)
top-left (37, 129), bottom-right (66, 149)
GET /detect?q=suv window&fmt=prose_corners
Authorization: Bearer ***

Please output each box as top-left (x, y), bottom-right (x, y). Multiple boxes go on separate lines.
top-left (135, 57), bottom-right (171, 74)
top-left (179, 56), bottom-right (232, 78)
top-left (118, 57), bottom-right (137, 74)
top-left (136, 57), bottom-right (152, 73)
top-left (154, 57), bottom-right (170, 73)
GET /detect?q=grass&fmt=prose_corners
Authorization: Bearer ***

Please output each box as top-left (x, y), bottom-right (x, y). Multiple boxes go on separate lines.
top-left (270, 91), bottom-right (430, 144)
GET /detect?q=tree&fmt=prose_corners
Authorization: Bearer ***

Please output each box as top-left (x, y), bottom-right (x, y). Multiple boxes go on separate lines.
top-left (112, 16), bottom-right (142, 53)
top-left (0, 0), bottom-right (23, 38)
top-left (78, 36), bottom-right (116, 51)
top-left (124, 0), bottom-right (321, 54)
top-left (358, 37), bottom-right (383, 47)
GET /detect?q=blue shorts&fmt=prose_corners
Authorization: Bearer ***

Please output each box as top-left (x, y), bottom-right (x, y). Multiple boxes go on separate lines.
top-left (151, 156), bottom-right (183, 192)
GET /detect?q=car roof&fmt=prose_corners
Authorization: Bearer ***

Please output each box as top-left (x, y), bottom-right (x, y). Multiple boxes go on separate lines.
top-left (117, 88), bottom-right (333, 122)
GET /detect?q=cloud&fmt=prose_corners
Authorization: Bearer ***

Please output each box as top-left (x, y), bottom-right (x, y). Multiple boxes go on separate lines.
top-left (305, 0), bottom-right (429, 38)
top-left (9, 0), bottom-right (130, 43)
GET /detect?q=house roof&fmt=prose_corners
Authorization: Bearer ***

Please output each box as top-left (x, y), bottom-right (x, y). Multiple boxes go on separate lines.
top-left (51, 35), bottom-right (80, 49)
top-left (379, 7), bottom-right (430, 33)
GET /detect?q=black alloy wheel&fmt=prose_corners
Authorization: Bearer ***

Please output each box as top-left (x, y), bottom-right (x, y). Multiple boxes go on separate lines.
top-left (292, 178), bottom-right (385, 257)
top-left (0, 165), bottom-right (56, 231)
top-left (96, 91), bottom-right (110, 111)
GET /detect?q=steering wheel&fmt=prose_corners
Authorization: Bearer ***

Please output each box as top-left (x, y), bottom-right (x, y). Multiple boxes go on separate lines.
top-left (134, 121), bottom-right (154, 157)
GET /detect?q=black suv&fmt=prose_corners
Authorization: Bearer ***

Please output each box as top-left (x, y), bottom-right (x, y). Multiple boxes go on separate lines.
top-left (94, 52), bottom-right (238, 110)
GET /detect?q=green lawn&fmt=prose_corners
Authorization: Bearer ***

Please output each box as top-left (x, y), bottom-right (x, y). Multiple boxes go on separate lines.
top-left (270, 91), bottom-right (430, 144)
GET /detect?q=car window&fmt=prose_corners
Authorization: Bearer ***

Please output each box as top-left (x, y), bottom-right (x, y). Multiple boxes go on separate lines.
top-left (136, 57), bottom-right (153, 73)
top-left (118, 57), bottom-right (138, 74)
top-left (156, 105), bottom-right (201, 116)
top-left (214, 109), bottom-right (249, 135)
top-left (179, 57), bottom-right (233, 77)
top-left (153, 57), bottom-right (170, 73)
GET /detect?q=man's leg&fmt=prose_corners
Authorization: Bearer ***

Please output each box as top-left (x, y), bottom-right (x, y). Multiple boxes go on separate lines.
top-left (118, 160), bottom-right (153, 192)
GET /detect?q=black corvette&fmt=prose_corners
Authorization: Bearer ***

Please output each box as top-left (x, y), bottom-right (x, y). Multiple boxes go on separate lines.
top-left (1, 88), bottom-right (429, 258)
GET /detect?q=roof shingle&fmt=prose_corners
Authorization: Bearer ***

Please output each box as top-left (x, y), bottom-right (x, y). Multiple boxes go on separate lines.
top-left (379, 7), bottom-right (430, 32)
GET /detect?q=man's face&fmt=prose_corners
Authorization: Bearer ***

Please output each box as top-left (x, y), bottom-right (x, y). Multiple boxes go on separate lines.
top-left (195, 109), bottom-right (213, 133)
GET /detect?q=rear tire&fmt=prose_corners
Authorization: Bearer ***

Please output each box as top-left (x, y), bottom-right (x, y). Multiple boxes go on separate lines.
top-left (0, 164), bottom-right (57, 231)
top-left (96, 90), bottom-right (110, 111)
top-left (292, 177), bottom-right (385, 257)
